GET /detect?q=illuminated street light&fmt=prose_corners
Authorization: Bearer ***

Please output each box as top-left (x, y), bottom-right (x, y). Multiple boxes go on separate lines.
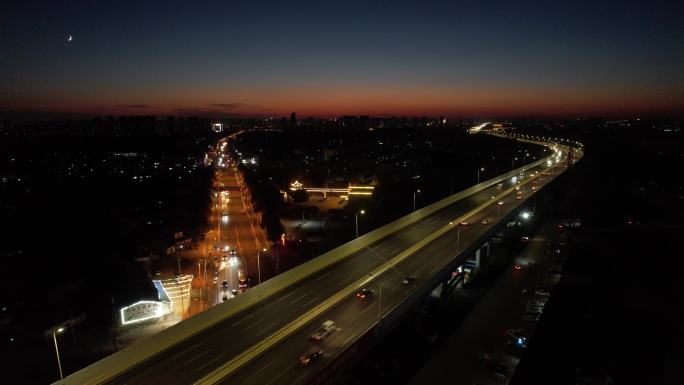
top-left (257, 247), bottom-right (267, 285)
top-left (413, 190), bottom-right (421, 212)
top-left (53, 327), bottom-right (65, 380)
top-left (356, 210), bottom-right (365, 239)
top-left (477, 167), bottom-right (485, 184)
top-left (520, 211), bottom-right (531, 220)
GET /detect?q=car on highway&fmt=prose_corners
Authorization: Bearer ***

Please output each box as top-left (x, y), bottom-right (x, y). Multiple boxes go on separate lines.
top-left (516, 195), bottom-right (523, 200)
top-left (356, 288), bottom-right (373, 300)
top-left (309, 320), bottom-right (336, 342)
top-left (531, 185), bottom-right (537, 191)
top-left (231, 288), bottom-right (238, 296)
top-left (521, 236), bottom-right (530, 242)
top-left (221, 293), bottom-right (228, 302)
top-left (221, 280), bottom-right (228, 289)
top-left (459, 220), bottom-right (469, 226)
top-left (513, 264), bottom-right (523, 271)
top-left (212, 276), bottom-right (218, 285)
top-left (299, 349), bottom-right (323, 366)
top-left (481, 218), bottom-right (490, 225)
top-left (402, 275), bottom-right (416, 285)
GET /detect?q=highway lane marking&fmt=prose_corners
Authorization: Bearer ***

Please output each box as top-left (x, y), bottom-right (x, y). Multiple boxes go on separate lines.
top-left (256, 321), bottom-right (280, 337)
top-left (277, 289), bottom-right (299, 302)
top-left (264, 363), bottom-right (296, 385)
top-left (231, 313), bottom-right (255, 327)
top-left (168, 344), bottom-right (199, 361)
top-left (294, 370), bottom-right (310, 385)
top-left (242, 359), bottom-right (276, 383)
top-left (314, 270), bottom-right (334, 281)
top-left (341, 333), bottom-right (357, 347)
top-left (289, 293), bottom-right (307, 304)
top-left (243, 317), bottom-right (266, 331)
top-left (183, 348), bottom-right (212, 366)
top-left (300, 296), bottom-right (320, 308)
top-left (195, 354), bottom-right (225, 372)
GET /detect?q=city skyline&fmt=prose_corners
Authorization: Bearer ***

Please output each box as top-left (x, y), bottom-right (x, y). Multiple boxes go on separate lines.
top-left (2, 0), bottom-right (683, 119)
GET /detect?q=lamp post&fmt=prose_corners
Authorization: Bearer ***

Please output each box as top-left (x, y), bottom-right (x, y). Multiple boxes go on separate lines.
top-left (355, 210), bottom-right (365, 239)
top-left (52, 327), bottom-right (65, 380)
top-left (456, 223), bottom-right (461, 254)
top-left (477, 167), bottom-right (485, 184)
top-left (511, 157), bottom-right (518, 171)
top-left (413, 189), bottom-right (421, 212)
top-left (257, 248), bottom-right (267, 285)
top-left (497, 200), bottom-right (504, 218)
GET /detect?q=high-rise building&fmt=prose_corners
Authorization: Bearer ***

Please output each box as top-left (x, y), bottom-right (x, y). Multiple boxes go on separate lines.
top-left (290, 112), bottom-right (297, 129)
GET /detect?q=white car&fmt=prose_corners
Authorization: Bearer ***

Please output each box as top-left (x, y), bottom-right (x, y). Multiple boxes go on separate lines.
top-left (310, 320), bottom-right (336, 342)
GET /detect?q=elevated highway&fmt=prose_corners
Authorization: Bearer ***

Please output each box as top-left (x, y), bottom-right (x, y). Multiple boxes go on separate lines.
top-left (58, 134), bottom-right (581, 385)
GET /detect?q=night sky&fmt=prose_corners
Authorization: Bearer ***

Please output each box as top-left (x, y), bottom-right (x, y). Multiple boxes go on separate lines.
top-left (1, 0), bottom-right (683, 118)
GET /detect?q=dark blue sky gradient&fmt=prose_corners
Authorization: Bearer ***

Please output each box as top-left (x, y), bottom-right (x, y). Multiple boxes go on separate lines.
top-left (1, 0), bottom-right (683, 117)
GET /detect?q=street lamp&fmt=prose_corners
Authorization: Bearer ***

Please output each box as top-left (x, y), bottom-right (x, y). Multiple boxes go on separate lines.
top-left (53, 327), bottom-right (65, 380)
top-left (477, 167), bottom-right (485, 184)
top-left (257, 247), bottom-right (267, 285)
top-left (355, 210), bottom-right (365, 239)
top-left (456, 222), bottom-right (461, 254)
top-left (511, 157), bottom-right (518, 171)
top-left (497, 200), bottom-right (504, 217)
top-left (413, 189), bottom-right (421, 212)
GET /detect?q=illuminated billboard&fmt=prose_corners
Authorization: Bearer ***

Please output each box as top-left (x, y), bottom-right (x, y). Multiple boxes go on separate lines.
top-left (120, 300), bottom-right (169, 325)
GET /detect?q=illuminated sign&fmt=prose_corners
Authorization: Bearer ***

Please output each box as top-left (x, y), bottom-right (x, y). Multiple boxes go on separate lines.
top-left (120, 301), bottom-right (168, 325)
